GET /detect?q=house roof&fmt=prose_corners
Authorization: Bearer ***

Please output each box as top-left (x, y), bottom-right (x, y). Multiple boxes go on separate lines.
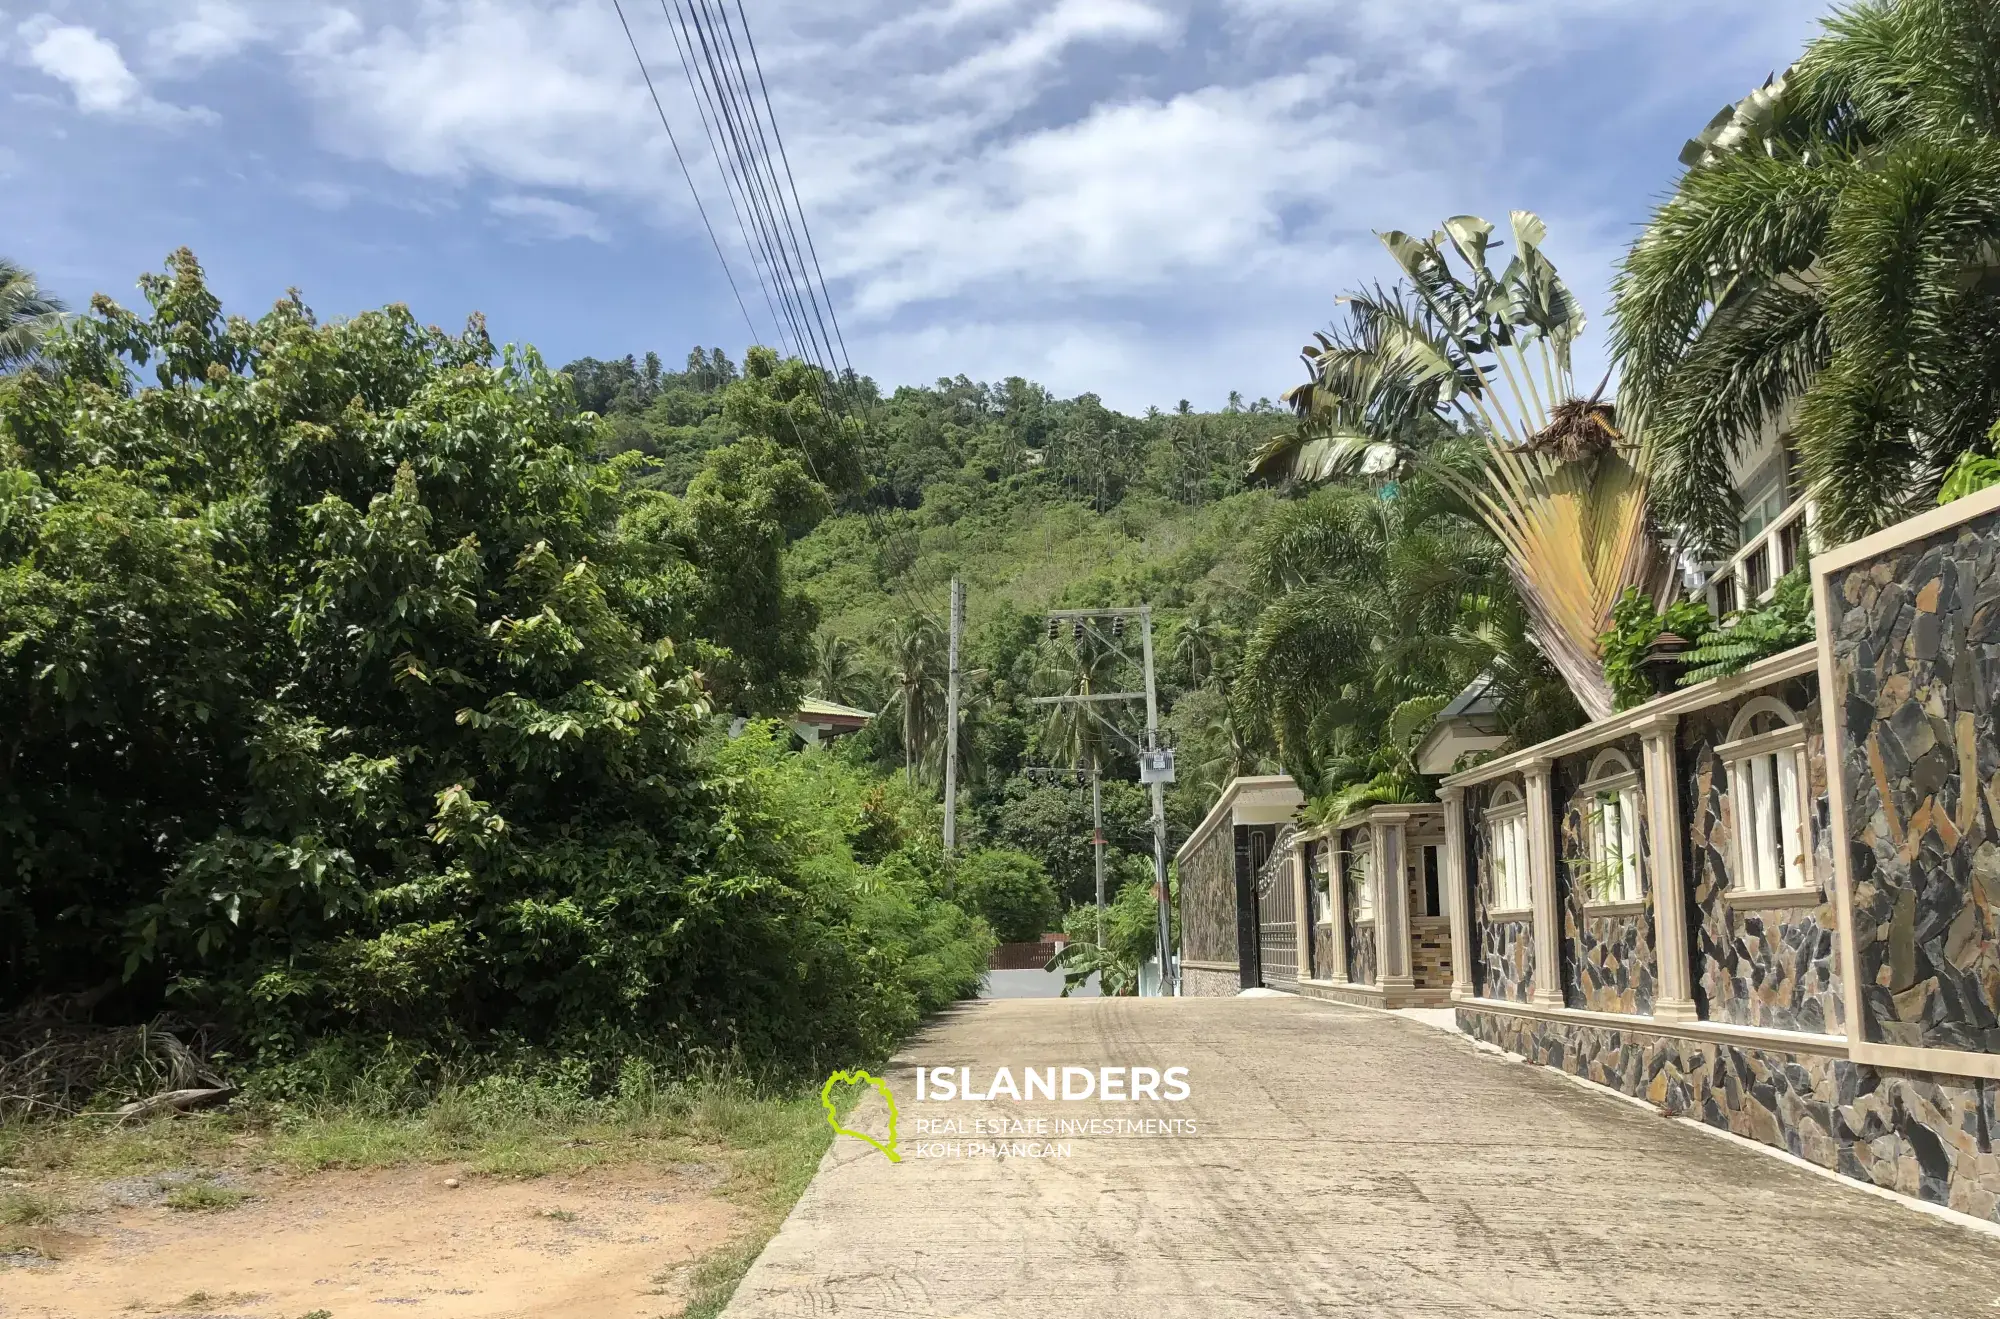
top-left (1173, 774), bottom-right (1303, 866)
top-left (797, 697), bottom-right (875, 722)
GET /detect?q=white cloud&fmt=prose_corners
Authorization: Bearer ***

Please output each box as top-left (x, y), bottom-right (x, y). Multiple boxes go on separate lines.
top-left (17, 16), bottom-right (214, 123)
top-left (295, 3), bottom-right (666, 194)
top-left (490, 193), bottom-right (609, 243)
top-left (22, 20), bottom-right (141, 113)
top-left (931, 0), bottom-right (1176, 92)
top-left (13, 0), bottom-right (1839, 408)
top-left (149, 0), bottom-right (261, 70)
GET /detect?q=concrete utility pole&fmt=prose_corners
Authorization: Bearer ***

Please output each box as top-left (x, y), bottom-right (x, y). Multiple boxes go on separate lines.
top-left (943, 578), bottom-right (963, 862)
top-left (1030, 605), bottom-right (1179, 995)
top-left (1091, 757), bottom-right (1106, 947)
top-left (1140, 607), bottom-right (1176, 996)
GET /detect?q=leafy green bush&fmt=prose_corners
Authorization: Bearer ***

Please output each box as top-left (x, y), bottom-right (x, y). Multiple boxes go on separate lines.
top-left (1678, 568), bottom-right (1815, 686)
top-left (1939, 418), bottom-right (2000, 505)
top-left (1056, 857), bottom-right (1173, 996)
top-left (0, 251), bottom-right (983, 1081)
top-left (1600, 588), bottom-right (1714, 711)
top-left (952, 849), bottom-right (1058, 943)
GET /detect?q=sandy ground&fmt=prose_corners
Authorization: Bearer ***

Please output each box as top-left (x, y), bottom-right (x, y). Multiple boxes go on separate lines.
top-left (726, 996), bottom-right (2000, 1318)
top-left (0, 1162), bottom-right (739, 1319)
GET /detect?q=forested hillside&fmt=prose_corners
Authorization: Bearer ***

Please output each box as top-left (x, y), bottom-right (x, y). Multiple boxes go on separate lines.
top-left (559, 347), bottom-right (1300, 907)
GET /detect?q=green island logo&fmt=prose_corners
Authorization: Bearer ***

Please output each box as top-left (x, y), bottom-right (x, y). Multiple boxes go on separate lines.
top-left (820, 1068), bottom-right (901, 1163)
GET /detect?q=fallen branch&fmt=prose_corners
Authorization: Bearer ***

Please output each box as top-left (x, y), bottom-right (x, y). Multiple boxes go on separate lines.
top-left (111, 1086), bottom-right (235, 1125)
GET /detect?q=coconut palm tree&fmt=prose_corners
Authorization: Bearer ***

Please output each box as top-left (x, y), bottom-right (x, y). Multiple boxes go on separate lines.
top-left (1612, 0), bottom-right (2000, 550)
top-left (1171, 606), bottom-right (1225, 689)
top-left (809, 631), bottom-right (872, 708)
top-left (879, 613), bottom-right (946, 784)
top-left (1034, 631), bottom-right (1124, 774)
top-left (0, 259), bottom-right (65, 372)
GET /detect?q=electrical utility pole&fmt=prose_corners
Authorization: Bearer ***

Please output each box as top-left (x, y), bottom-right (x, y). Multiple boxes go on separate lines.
top-left (943, 578), bottom-right (963, 865)
top-left (1091, 757), bottom-right (1106, 947)
top-left (1140, 607), bottom-right (1176, 997)
top-left (1032, 606), bottom-right (1179, 995)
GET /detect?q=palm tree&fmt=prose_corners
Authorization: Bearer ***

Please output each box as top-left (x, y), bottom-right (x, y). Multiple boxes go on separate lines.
top-left (0, 259), bottom-right (65, 372)
top-left (1172, 607), bottom-right (1224, 689)
top-left (880, 613), bottom-right (946, 784)
top-left (1237, 446), bottom-right (1507, 785)
top-left (810, 631), bottom-right (871, 708)
top-left (1612, 0), bottom-right (2000, 550)
top-left (1034, 631), bottom-right (1123, 774)
top-left (1274, 214), bottom-right (1671, 719)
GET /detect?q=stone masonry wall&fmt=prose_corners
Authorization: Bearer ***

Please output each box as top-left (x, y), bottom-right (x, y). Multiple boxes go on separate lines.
top-left (1459, 1006), bottom-right (2000, 1224)
top-left (1681, 676), bottom-right (1845, 1034)
top-left (1555, 739), bottom-right (1657, 1015)
top-left (1826, 512), bottom-right (2000, 1054)
top-left (1412, 918), bottom-right (1452, 990)
top-left (1311, 925), bottom-right (1338, 982)
top-left (1348, 921), bottom-right (1378, 986)
top-left (1467, 779), bottom-right (1535, 1002)
top-left (1178, 826), bottom-right (1239, 969)
top-left (1180, 966), bottom-right (1240, 998)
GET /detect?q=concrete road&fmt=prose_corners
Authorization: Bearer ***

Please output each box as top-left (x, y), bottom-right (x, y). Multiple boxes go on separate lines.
top-left (725, 996), bottom-right (2000, 1318)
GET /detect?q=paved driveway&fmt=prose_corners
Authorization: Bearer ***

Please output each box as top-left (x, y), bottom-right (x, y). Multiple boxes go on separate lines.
top-left (725, 996), bottom-right (2000, 1317)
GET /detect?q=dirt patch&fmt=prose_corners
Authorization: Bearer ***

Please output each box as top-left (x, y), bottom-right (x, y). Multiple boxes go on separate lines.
top-left (0, 1163), bottom-right (740, 1318)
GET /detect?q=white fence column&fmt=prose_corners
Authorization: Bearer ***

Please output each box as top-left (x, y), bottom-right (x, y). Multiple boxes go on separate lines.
top-left (1525, 757), bottom-right (1565, 1008)
top-left (1638, 713), bottom-right (1698, 1022)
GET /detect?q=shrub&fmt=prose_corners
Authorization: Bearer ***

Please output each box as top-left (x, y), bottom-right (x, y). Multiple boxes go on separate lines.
top-left (952, 849), bottom-right (1059, 943)
top-left (0, 251), bottom-right (979, 1082)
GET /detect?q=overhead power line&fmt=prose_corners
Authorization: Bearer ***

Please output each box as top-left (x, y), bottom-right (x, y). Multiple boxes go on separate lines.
top-left (609, 0), bottom-right (759, 344)
top-left (612, 0), bottom-right (946, 630)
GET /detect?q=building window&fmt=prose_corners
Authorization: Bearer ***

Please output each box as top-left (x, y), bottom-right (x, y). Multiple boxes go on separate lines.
top-left (1421, 845), bottom-right (1442, 918)
top-left (1348, 840), bottom-right (1375, 923)
top-left (1485, 784), bottom-right (1531, 913)
top-left (1720, 697), bottom-right (1812, 892)
top-left (1580, 750), bottom-right (1644, 904)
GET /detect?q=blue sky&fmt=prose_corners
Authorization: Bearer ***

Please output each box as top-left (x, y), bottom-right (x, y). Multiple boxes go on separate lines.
top-left (3, 0), bottom-right (1834, 412)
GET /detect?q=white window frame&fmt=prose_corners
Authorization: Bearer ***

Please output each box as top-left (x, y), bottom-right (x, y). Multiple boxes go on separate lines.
top-left (1484, 783), bottom-right (1532, 915)
top-left (1347, 836), bottom-right (1375, 924)
top-left (1580, 750), bottom-right (1645, 906)
top-left (1719, 697), bottom-right (1813, 893)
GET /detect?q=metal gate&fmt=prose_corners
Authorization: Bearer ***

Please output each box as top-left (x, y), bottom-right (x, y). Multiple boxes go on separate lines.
top-left (1254, 823), bottom-right (1300, 985)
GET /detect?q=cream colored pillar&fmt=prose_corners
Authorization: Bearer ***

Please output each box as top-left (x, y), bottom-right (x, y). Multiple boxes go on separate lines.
top-left (1291, 834), bottom-right (1312, 982)
top-left (1525, 757), bottom-right (1565, 1008)
top-left (1327, 828), bottom-right (1351, 983)
top-left (1374, 813), bottom-right (1416, 1003)
top-left (1440, 786), bottom-right (1474, 1001)
top-left (1637, 714), bottom-right (1698, 1022)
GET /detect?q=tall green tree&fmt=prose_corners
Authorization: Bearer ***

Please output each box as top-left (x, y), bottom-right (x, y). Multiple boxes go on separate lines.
top-left (0, 259), bottom-right (64, 372)
top-left (0, 250), bottom-right (978, 1071)
top-left (1613, 0), bottom-right (2000, 550)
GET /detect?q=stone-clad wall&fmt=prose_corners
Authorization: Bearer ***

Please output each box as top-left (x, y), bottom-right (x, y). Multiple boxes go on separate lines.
top-left (1826, 512), bottom-right (2000, 1054)
top-left (1348, 921), bottom-right (1378, 985)
top-left (1459, 1006), bottom-right (2000, 1223)
top-left (1339, 826), bottom-right (1374, 984)
top-left (1479, 919), bottom-right (1533, 1002)
top-left (1180, 967), bottom-right (1239, 998)
top-left (1412, 918), bottom-right (1452, 990)
top-left (1680, 677), bottom-right (1846, 1034)
top-left (1178, 826), bottom-right (1238, 969)
top-left (1555, 739), bottom-right (1657, 1015)
top-left (1467, 779), bottom-right (1535, 1002)
top-left (1311, 925), bottom-right (1338, 981)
